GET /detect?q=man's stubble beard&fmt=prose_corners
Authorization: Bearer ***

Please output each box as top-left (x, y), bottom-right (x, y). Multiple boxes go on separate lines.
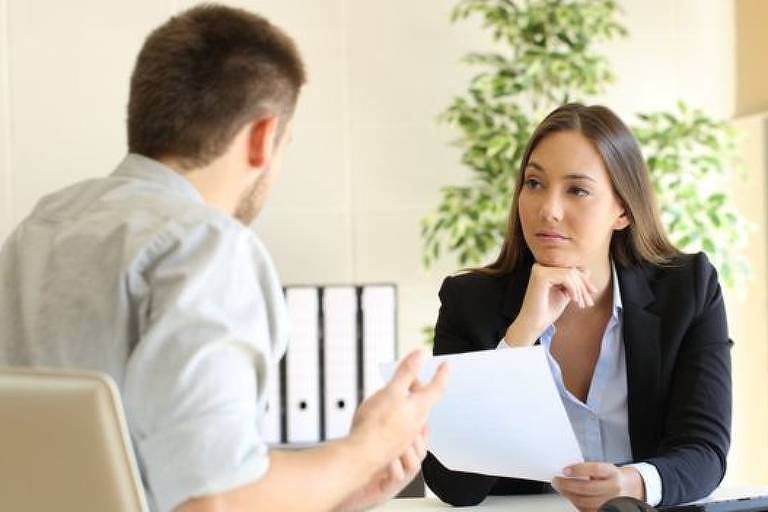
top-left (234, 170), bottom-right (270, 225)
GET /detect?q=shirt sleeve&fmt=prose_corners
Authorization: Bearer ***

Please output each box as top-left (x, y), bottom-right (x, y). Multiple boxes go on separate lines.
top-left (628, 462), bottom-right (663, 506)
top-left (124, 222), bottom-right (276, 512)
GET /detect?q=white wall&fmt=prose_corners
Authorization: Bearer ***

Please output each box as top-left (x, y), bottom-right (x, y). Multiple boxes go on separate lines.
top-left (600, 0), bottom-right (734, 120)
top-left (0, 0), bottom-right (11, 241)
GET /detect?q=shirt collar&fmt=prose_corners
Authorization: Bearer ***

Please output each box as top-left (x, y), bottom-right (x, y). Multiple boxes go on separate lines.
top-left (112, 153), bottom-right (206, 204)
top-left (610, 259), bottom-right (623, 319)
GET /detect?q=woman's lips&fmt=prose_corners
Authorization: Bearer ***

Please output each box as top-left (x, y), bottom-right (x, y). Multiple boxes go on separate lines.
top-left (535, 231), bottom-right (571, 242)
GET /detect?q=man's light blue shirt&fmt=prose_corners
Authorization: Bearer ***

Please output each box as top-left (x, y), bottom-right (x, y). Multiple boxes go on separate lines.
top-left (499, 263), bottom-right (662, 505)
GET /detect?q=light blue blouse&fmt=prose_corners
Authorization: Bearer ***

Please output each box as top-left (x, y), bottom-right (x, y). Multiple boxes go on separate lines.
top-left (499, 263), bottom-right (662, 505)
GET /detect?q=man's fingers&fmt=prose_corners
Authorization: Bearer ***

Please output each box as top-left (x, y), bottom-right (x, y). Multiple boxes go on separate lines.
top-left (400, 444), bottom-right (421, 476)
top-left (388, 457), bottom-right (405, 482)
top-left (405, 434), bottom-right (427, 470)
top-left (416, 361), bottom-right (449, 407)
top-left (414, 433), bottom-right (427, 461)
top-left (409, 378), bottom-right (426, 393)
top-left (388, 350), bottom-right (425, 394)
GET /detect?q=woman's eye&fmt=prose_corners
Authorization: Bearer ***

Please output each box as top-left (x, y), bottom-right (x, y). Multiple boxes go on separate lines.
top-left (524, 178), bottom-right (541, 189)
top-left (570, 187), bottom-right (590, 197)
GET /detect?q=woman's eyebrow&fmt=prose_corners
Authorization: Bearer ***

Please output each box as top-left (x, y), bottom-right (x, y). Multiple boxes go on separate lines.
top-left (564, 172), bottom-right (597, 183)
top-left (525, 161), bottom-right (546, 172)
top-left (526, 161), bottom-right (597, 183)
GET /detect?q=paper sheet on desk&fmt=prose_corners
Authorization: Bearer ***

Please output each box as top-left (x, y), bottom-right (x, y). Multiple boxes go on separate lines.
top-left (381, 346), bottom-right (583, 482)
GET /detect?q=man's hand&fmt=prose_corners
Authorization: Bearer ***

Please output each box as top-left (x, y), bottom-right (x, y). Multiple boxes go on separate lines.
top-left (348, 349), bottom-right (448, 466)
top-left (333, 432), bottom-right (428, 512)
top-left (551, 462), bottom-right (645, 512)
top-left (332, 350), bottom-right (447, 512)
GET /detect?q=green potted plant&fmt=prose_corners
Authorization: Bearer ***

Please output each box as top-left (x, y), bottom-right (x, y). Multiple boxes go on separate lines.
top-left (422, 0), bottom-right (748, 290)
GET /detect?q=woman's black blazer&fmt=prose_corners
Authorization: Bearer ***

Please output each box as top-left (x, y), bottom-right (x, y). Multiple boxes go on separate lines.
top-left (421, 252), bottom-right (732, 507)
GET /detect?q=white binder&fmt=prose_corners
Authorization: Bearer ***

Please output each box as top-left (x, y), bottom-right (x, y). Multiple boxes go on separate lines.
top-left (285, 287), bottom-right (321, 443)
top-left (361, 285), bottom-right (397, 398)
top-left (322, 286), bottom-right (358, 439)
top-left (258, 356), bottom-right (282, 445)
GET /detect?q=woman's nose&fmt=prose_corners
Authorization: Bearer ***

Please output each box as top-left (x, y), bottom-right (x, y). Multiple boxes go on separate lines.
top-left (538, 190), bottom-right (563, 223)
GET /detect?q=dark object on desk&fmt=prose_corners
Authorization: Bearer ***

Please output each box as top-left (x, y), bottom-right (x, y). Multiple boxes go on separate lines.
top-left (598, 495), bottom-right (768, 512)
top-left (396, 471), bottom-right (425, 498)
top-left (658, 494), bottom-right (768, 511)
top-left (600, 497), bottom-right (656, 511)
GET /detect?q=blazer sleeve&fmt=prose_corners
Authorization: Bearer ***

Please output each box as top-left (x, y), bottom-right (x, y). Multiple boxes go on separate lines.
top-left (645, 255), bottom-right (732, 506)
top-left (421, 276), bottom-right (551, 506)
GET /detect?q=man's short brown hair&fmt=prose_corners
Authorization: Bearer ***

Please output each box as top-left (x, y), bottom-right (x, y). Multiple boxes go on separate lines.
top-left (127, 4), bottom-right (306, 169)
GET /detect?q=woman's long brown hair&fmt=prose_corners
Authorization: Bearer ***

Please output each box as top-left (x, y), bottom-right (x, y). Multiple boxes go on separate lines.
top-left (478, 103), bottom-right (681, 275)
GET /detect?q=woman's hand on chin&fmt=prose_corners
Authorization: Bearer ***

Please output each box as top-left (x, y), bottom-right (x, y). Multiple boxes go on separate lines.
top-left (503, 263), bottom-right (597, 347)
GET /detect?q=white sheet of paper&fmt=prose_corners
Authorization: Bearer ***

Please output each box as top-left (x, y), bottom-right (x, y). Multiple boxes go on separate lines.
top-left (381, 346), bottom-right (583, 482)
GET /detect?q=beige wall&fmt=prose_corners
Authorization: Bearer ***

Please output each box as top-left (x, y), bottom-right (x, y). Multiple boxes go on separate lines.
top-left (730, 0), bottom-right (768, 487)
top-left (600, 0), bottom-right (734, 120)
top-left (735, 0), bottom-right (768, 116)
top-left (727, 112), bottom-right (768, 485)
top-left (1, 0), bottom-right (12, 241)
top-left (0, 0), bottom-right (739, 353)
top-left (1, 0), bottom-right (765, 484)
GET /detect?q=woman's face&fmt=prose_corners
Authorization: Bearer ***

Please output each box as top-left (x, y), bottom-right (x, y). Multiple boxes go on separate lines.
top-left (518, 130), bottom-right (629, 269)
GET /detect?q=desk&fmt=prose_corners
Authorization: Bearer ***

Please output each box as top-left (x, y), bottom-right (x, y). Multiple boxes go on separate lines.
top-left (377, 486), bottom-right (768, 511)
top-left (377, 494), bottom-right (573, 511)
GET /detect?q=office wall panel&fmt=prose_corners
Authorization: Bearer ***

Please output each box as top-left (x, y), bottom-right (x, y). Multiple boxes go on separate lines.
top-left (0, 0), bottom-right (12, 242)
top-left (736, 0), bottom-right (768, 117)
top-left (726, 112), bottom-right (768, 485)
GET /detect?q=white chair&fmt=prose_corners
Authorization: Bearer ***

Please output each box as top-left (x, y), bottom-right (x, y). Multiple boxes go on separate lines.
top-left (0, 367), bottom-right (148, 512)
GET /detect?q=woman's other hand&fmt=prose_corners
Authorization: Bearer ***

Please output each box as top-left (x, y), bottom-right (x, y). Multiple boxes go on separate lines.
top-left (551, 462), bottom-right (646, 512)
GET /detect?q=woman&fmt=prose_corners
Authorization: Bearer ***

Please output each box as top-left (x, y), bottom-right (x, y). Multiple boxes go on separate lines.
top-left (421, 103), bottom-right (732, 511)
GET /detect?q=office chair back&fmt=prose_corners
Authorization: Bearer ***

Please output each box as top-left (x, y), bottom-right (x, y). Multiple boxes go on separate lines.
top-left (0, 367), bottom-right (148, 512)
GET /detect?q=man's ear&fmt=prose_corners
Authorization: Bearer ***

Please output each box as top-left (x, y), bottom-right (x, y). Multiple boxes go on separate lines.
top-left (247, 116), bottom-right (280, 170)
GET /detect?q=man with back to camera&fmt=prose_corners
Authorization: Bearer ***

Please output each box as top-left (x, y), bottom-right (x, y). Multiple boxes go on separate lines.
top-left (0, 5), bottom-right (449, 512)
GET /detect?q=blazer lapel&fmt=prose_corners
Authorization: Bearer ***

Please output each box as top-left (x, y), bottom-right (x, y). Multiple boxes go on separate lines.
top-left (618, 263), bottom-right (662, 460)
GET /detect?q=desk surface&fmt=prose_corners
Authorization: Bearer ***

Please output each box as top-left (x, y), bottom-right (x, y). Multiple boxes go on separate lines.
top-left (377, 486), bottom-right (768, 511)
top-left (378, 494), bottom-right (573, 511)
